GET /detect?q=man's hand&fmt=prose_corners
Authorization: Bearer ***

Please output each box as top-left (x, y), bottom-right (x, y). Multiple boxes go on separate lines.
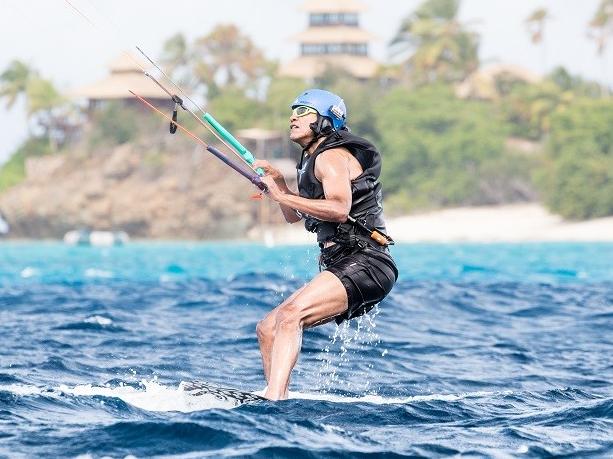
top-left (260, 175), bottom-right (285, 202)
top-left (253, 160), bottom-right (284, 182)
top-left (253, 160), bottom-right (301, 223)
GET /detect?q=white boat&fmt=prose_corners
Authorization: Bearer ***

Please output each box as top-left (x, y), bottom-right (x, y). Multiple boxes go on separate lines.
top-left (63, 230), bottom-right (129, 246)
top-left (0, 213), bottom-right (8, 235)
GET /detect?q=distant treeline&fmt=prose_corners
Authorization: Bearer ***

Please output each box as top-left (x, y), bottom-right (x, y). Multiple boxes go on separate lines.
top-left (1, 0), bottom-right (612, 219)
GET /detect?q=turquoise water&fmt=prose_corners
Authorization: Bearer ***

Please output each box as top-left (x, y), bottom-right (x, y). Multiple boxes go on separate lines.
top-left (2, 241), bottom-right (612, 283)
top-left (1, 242), bottom-right (612, 457)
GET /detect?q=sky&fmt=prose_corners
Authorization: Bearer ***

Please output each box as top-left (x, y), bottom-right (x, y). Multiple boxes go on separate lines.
top-left (0, 0), bottom-right (611, 164)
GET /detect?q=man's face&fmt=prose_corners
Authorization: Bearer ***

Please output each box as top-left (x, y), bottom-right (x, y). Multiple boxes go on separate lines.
top-left (289, 106), bottom-right (318, 146)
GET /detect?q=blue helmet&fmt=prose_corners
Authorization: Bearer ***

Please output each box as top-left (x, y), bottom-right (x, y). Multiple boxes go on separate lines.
top-left (291, 89), bottom-right (347, 130)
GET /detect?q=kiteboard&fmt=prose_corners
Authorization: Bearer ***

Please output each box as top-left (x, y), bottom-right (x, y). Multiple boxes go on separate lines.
top-left (181, 381), bottom-right (266, 406)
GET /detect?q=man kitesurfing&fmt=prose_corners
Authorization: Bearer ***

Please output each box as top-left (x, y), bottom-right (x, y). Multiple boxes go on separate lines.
top-left (130, 83), bottom-right (398, 404)
top-left (254, 89), bottom-right (398, 400)
top-left (129, 84), bottom-right (398, 402)
top-left (127, 83), bottom-right (398, 403)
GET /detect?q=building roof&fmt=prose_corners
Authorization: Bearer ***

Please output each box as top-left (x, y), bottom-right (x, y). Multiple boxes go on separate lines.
top-left (280, 0), bottom-right (379, 80)
top-left (69, 52), bottom-right (168, 100)
top-left (279, 55), bottom-right (379, 79)
top-left (292, 26), bottom-right (376, 43)
top-left (299, 0), bottom-right (367, 13)
top-left (478, 64), bottom-right (541, 82)
top-left (455, 64), bottom-right (542, 100)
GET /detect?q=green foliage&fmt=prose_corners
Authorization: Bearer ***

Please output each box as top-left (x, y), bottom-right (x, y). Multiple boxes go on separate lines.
top-left (502, 80), bottom-right (573, 140)
top-left (206, 87), bottom-right (264, 132)
top-left (0, 60), bottom-right (33, 109)
top-left (0, 137), bottom-right (52, 192)
top-left (25, 77), bottom-right (64, 116)
top-left (374, 85), bottom-right (508, 211)
top-left (548, 99), bottom-right (613, 159)
top-left (327, 79), bottom-right (385, 142)
top-left (549, 67), bottom-right (604, 98)
top-left (540, 99), bottom-right (613, 218)
top-left (0, 151), bottom-right (26, 192)
top-left (89, 102), bottom-right (139, 147)
top-left (541, 154), bottom-right (613, 219)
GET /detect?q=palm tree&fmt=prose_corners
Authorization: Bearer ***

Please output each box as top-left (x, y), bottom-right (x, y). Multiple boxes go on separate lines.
top-left (588, 0), bottom-right (613, 94)
top-left (160, 33), bottom-right (193, 89)
top-left (389, 0), bottom-right (479, 84)
top-left (26, 77), bottom-right (65, 151)
top-left (1, 61), bottom-right (66, 151)
top-left (525, 8), bottom-right (551, 72)
top-left (0, 60), bottom-right (34, 109)
top-left (161, 33), bottom-right (189, 71)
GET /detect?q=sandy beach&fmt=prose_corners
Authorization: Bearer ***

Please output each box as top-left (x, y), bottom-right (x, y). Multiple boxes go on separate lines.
top-left (261, 204), bottom-right (613, 244)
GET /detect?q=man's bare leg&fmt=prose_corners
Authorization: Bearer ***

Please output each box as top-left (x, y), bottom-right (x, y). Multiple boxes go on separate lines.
top-left (264, 271), bottom-right (348, 400)
top-left (257, 285), bottom-right (307, 384)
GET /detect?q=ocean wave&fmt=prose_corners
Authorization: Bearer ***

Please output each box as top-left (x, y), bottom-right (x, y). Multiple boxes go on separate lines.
top-left (54, 315), bottom-right (124, 332)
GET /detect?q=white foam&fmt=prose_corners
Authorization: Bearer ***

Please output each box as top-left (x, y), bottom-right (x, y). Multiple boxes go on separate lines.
top-left (0, 380), bottom-right (513, 412)
top-left (20, 267), bottom-right (39, 278)
top-left (288, 389), bottom-right (513, 405)
top-left (517, 445), bottom-right (529, 453)
top-left (83, 315), bottom-right (113, 326)
top-left (84, 268), bottom-right (114, 278)
top-left (58, 380), bottom-right (239, 412)
top-left (0, 383), bottom-right (44, 396)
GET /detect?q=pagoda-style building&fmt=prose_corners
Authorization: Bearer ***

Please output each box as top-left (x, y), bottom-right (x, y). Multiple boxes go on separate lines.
top-left (279, 0), bottom-right (379, 80)
top-left (70, 53), bottom-right (168, 111)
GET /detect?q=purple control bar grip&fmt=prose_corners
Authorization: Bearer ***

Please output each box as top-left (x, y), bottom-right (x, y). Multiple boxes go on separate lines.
top-left (206, 146), bottom-right (268, 192)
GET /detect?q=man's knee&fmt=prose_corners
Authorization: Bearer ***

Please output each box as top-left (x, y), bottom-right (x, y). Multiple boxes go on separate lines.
top-left (256, 317), bottom-right (275, 342)
top-left (275, 303), bottom-right (304, 331)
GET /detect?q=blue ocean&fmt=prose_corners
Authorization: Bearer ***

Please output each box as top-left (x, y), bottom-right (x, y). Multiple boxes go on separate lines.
top-left (0, 241), bottom-right (611, 458)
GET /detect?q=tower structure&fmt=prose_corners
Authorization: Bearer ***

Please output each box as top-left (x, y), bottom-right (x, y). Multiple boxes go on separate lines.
top-left (279, 0), bottom-right (378, 80)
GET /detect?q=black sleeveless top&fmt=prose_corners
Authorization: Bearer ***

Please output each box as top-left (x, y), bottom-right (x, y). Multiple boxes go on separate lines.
top-left (296, 130), bottom-right (387, 244)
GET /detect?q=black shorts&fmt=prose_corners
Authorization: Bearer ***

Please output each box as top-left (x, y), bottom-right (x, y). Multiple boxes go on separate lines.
top-left (320, 243), bottom-right (398, 324)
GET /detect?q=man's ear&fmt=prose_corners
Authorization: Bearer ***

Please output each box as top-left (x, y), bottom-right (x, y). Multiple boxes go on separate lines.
top-left (320, 117), bottom-right (333, 135)
top-left (310, 116), bottom-right (333, 136)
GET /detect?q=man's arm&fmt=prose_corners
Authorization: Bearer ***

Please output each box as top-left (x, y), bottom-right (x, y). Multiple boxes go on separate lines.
top-left (261, 149), bottom-right (352, 223)
top-left (278, 192), bottom-right (303, 224)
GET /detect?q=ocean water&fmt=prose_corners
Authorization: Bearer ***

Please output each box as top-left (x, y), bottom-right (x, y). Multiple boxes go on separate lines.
top-left (0, 241), bottom-right (612, 458)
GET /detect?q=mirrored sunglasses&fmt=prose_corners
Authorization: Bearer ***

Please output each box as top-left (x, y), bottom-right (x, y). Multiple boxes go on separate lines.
top-left (292, 106), bottom-right (318, 117)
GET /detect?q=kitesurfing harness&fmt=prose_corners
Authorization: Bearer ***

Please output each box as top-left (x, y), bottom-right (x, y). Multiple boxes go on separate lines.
top-left (297, 129), bottom-right (394, 249)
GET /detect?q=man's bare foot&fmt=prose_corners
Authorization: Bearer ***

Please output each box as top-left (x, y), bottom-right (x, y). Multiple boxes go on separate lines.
top-left (263, 388), bottom-right (289, 401)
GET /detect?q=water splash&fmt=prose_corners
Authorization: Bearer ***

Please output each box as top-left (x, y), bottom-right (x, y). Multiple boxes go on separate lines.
top-left (58, 379), bottom-right (242, 412)
top-left (315, 305), bottom-right (382, 395)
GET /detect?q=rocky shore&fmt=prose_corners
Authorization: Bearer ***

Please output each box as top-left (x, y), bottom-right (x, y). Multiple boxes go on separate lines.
top-left (0, 139), bottom-right (283, 239)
